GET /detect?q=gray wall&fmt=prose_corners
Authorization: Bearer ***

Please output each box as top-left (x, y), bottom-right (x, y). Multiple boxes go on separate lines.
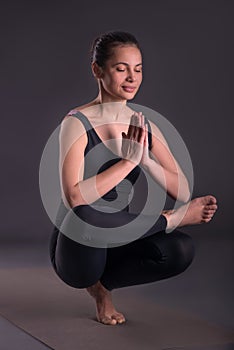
top-left (1, 0), bottom-right (233, 242)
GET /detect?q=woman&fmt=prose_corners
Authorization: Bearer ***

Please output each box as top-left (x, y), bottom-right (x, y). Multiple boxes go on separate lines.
top-left (50, 31), bottom-right (217, 326)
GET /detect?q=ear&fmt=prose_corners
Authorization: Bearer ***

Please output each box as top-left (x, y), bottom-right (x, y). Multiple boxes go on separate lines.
top-left (91, 62), bottom-right (104, 79)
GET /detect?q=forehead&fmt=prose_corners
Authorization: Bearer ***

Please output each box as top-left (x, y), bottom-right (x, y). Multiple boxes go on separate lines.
top-left (109, 45), bottom-right (142, 63)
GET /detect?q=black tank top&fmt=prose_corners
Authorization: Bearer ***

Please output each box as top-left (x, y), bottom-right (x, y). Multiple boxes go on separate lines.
top-left (68, 110), bottom-right (152, 209)
top-left (54, 109), bottom-right (153, 229)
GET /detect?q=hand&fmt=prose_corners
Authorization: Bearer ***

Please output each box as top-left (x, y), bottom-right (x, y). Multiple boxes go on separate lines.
top-left (121, 112), bottom-right (145, 165)
top-left (140, 122), bottom-right (151, 167)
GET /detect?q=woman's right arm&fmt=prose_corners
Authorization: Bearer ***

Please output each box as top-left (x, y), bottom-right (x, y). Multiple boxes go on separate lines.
top-left (59, 116), bottom-right (142, 209)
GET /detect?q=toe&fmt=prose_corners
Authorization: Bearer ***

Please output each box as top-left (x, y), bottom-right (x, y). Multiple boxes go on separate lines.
top-left (203, 211), bottom-right (214, 218)
top-left (111, 311), bottom-right (126, 324)
top-left (117, 319), bottom-right (126, 324)
top-left (202, 217), bottom-right (212, 223)
top-left (206, 204), bottom-right (218, 210)
top-left (100, 316), bottom-right (117, 325)
top-left (112, 315), bottom-right (126, 324)
top-left (208, 195), bottom-right (217, 204)
top-left (204, 209), bottom-right (216, 215)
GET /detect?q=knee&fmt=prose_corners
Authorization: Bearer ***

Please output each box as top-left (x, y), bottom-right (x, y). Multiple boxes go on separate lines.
top-left (62, 275), bottom-right (100, 289)
top-left (171, 231), bottom-right (195, 273)
top-left (55, 265), bottom-right (102, 289)
top-left (51, 232), bottom-right (107, 290)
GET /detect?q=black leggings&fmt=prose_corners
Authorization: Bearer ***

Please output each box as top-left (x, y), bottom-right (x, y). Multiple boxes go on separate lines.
top-left (49, 205), bottom-right (195, 291)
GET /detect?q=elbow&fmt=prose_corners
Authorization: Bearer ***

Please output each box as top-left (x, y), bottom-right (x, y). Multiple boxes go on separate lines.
top-left (65, 186), bottom-right (88, 208)
top-left (69, 181), bottom-right (101, 207)
top-left (68, 195), bottom-right (84, 209)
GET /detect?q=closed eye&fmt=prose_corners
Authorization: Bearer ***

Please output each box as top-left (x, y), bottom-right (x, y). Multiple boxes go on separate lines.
top-left (116, 68), bottom-right (142, 72)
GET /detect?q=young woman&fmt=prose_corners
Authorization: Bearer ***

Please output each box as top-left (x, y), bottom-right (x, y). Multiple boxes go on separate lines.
top-left (49, 31), bottom-right (217, 326)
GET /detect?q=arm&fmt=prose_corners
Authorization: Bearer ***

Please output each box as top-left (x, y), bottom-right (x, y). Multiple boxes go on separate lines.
top-left (141, 119), bottom-right (191, 203)
top-left (60, 116), bottom-right (139, 209)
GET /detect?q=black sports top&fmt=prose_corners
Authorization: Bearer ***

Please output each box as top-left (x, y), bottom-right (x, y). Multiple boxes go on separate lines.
top-left (54, 109), bottom-right (153, 229)
top-left (68, 110), bottom-right (153, 209)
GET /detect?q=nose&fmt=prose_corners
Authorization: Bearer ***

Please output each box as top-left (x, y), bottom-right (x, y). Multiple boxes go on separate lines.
top-left (126, 69), bottom-right (136, 82)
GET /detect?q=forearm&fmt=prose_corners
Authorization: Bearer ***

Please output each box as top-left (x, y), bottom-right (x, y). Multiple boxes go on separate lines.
top-left (68, 159), bottom-right (136, 207)
top-left (142, 158), bottom-right (190, 203)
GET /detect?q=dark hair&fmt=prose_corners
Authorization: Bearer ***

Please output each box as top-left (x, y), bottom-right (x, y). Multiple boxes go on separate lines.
top-left (90, 31), bottom-right (141, 67)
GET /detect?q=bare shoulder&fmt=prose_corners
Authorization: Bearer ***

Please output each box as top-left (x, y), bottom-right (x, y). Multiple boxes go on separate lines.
top-left (63, 102), bottom-right (96, 122)
top-left (62, 102), bottom-right (92, 122)
top-left (60, 103), bottom-right (90, 139)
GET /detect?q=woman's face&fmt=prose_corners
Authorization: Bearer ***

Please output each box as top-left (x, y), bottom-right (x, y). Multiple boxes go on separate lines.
top-left (97, 45), bottom-right (143, 102)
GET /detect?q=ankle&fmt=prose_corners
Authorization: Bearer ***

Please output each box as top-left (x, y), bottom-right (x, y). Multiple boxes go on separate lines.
top-left (86, 281), bottom-right (110, 300)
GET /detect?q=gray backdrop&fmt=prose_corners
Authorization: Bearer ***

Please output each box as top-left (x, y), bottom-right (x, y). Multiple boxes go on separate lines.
top-left (1, 0), bottom-right (233, 243)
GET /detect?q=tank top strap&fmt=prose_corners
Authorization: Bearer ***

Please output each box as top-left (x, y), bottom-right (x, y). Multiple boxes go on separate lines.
top-left (67, 110), bottom-right (92, 132)
top-left (66, 110), bottom-right (102, 154)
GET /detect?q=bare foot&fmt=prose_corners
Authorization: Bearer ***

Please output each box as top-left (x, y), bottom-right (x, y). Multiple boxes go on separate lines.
top-left (86, 281), bottom-right (126, 325)
top-left (163, 195), bottom-right (218, 231)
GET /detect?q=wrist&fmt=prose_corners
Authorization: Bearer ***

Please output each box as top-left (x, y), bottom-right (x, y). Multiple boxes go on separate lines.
top-left (141, 157), bottom-right (153, 171)
top-left (120, 158), bottom-right (138, 169)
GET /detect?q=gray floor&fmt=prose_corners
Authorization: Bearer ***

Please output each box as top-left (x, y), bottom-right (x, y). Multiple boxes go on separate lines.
top-left (0, 241), bottom-right (52, 350)
top-left (0, 226), bottom-right (233, 349)
top-left (0, 316), bottom-right (51, 350)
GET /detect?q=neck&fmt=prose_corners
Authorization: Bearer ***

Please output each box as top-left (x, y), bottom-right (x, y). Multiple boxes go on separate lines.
top-left (92, 93), bottom-right (127, 120)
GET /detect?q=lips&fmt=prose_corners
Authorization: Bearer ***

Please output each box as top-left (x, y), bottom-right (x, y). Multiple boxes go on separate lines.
top-left (122, 86), bottom-right (137, 93)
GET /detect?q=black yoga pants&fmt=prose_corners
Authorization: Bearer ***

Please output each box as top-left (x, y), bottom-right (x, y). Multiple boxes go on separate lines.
top-left (49, 205), bottom-right (195, 291)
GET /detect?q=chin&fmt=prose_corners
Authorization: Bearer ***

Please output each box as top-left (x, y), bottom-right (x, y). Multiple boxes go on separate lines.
top-left (109, 90), bottom-right (137, 102)
top-left (121, 92), bottom-right (137, 100)
top-left (125, 94), bottom-right (137, 101)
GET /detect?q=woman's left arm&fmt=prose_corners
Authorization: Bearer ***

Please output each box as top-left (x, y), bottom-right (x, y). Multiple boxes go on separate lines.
top-left (141, 119), bottom-right (191, 203)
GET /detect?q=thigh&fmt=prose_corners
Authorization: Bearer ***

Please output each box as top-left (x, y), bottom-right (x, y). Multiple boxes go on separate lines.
top-left (141, 229), bottom-right (194, 255)
top-left (140, 229), bottom-right (195, 273)
top-left (103, 235), bottom-right (149, 271)
top-left (71, 204), bottom-right (167, 246)
top-left (105, 229), bottom-right (195, 274)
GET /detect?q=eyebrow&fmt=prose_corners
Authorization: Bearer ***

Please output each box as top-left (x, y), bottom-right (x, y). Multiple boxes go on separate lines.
top-left (112, 62), bottom-right (142, 67)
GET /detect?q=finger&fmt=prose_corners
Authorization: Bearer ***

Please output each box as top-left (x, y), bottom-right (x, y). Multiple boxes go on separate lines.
top-left (139, 112), bottom-right (144, 128)
top-left (134, 113), bottom-right (141, 138)
top-left (132, 112), bottom-right (144, 141)
top-left (128, 113), bottom-right (138, 138)
top-left (143, 127), bottom-right (147, 147)
top-left (139, 112), bottom-right (144, 127)
top-left (135, 112), bottom-right (144, 139)
top-left (145, 123), bottom-right (148, 148)
top-left (138, 123), bottom-right (145, 144)
top-left (128, 112), bottom-right (138, 140)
